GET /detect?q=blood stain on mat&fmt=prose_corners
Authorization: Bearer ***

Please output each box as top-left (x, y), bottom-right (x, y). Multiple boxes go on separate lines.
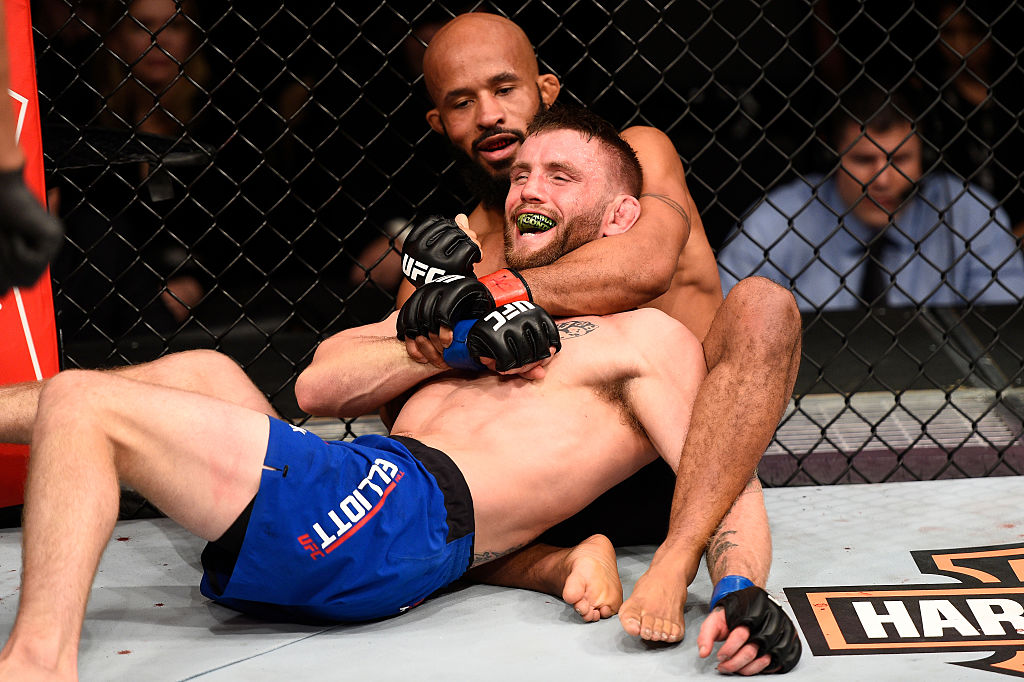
top-left (116, 537), bottom-right (130, 542)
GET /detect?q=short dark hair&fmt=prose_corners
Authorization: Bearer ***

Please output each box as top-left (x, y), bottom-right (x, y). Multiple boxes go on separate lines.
top-left (526, 105), bottom-right (643, 196)
top-left (828, 84), bottom-right (918, 147)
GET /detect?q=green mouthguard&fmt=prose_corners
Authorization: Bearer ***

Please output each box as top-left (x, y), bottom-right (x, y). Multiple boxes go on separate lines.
top-left (516, 213), bottom-right (556, 233)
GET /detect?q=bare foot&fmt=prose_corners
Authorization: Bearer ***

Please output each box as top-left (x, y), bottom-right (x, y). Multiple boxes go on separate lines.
top-left (560, 534), bottom-right (622, 622)
top-left (619, 559), bottom-right (688, 642)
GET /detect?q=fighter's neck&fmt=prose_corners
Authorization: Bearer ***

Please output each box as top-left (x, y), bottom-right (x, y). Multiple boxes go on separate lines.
top-left (467, 203), bottom-right (508, 273)
top-left (467, 203), bottom-right (505, 239)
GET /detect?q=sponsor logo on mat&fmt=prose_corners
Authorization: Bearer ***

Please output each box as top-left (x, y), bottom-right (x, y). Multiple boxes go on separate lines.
top-left (786, 543), bottom-right (1024, 678)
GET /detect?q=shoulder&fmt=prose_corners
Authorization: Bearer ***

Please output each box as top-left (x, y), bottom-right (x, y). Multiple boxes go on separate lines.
top-left (619, 126), bottom-right (682, 168)
top-left (620, 125), bottom-right (674, 148)
top-left (920, 173), bottom-right (1010, 228)
top-left (740, 176), bottom-right (823, 231)
top-left (598, 308), bottom-right (700, 352)
top-left (923, 172), bottom-right (999, 209)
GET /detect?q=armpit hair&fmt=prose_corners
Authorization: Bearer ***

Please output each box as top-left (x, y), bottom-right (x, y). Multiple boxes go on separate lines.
top-left (596, 376), bottom-right (649, 441)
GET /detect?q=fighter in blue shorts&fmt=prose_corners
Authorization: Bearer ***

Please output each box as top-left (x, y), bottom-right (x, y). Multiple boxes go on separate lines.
top-left (200, 418), bottom-right (475, 622)
top-left (0, 107), bottom-right (800, 678)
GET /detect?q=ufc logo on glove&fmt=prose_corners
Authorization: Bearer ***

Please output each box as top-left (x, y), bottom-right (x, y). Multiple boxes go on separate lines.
top-left (401, 254), bottom-right (449, 284)
top-left (484, 301), bottom-right (536, 331)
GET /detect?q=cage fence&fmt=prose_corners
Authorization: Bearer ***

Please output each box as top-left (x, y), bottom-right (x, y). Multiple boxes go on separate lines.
top-left (30, 0), bottom-right (1024, 485)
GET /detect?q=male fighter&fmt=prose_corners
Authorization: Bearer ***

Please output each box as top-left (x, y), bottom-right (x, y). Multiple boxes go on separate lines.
top-left (0, 105), bottom-right (798, 679)
top-left (399, 11), bottom-right (801, 651)
top-left (340, 106), bottom-right (800, 673)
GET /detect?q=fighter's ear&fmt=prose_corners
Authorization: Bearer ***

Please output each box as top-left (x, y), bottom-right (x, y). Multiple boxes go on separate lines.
top-left (602, 195), bottom-right (641, 236)
top-left (537, 73), bottom-right (560, 108)
top-left (426, 108), bottom-right (445, 135)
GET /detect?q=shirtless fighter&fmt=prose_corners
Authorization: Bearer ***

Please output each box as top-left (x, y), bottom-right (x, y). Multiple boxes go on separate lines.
top-left (0, 105), bottom-right (798, 679)
top-left (399, 12), bottom-right (803, 654)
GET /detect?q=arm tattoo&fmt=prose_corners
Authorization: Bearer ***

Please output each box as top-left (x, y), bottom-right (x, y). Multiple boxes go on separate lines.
top-left (472, 543), bottom-right (526, 567)
top-left (640, 192), bottom-right (691, 231)
top-left (557, 320), bottom-right (598, 339)
top-left (707, 529), bottom-right (739, 578)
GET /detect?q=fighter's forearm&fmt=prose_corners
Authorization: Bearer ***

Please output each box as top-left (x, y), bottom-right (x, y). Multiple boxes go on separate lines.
top-left (519, 229), bottom-right (672, 316)
top-left (295, 314), bottom-right (445, 418)
top-left (705, 475), bottom-right (771, 587)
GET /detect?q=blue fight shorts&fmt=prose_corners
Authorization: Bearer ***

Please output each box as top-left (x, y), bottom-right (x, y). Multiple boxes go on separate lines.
top-left (199, 416), bottom-right (475, 623)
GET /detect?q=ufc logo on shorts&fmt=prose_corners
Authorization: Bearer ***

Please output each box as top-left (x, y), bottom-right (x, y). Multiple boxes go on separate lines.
top-left (484, 301), bottom-right (535, 330)
top-left (296, 534), bottom-right (325, 560)
top-left (401, 254), bottom-right (448, 284)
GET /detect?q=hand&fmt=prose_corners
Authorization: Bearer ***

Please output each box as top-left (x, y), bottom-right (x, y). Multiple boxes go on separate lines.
top-left (697, 608), bottom-right (772, 675)
top-left (699, 586), bottom-right (801, 674)
top-left (401, 214), bottom-right (481, 286)
top-left (397, 275), bottom-right (495, 339)
top-left (0, 168), bottom-right (64, 295)
top-left (446, 302), bottom-right (561, 373)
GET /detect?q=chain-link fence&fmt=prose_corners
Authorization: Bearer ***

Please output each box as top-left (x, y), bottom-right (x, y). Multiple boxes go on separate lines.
top-left (31, 0), bottom-right (1024, 485)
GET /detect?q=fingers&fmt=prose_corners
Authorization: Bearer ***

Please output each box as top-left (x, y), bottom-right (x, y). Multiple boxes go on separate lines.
top-left (701, 621), bottom-right (773, 676)
top-left (495, 353), bottom-right (553, 379)
top-left (406, 331), bottom-right (449, 368)
top-left (454, 213), bottom-right (480, 247)
top-left (718, 645), bottom-right (771, 676)
top-left (696, 608), bottom-right (730, 658)
top-left (717, 624), bottom-right (752, 661)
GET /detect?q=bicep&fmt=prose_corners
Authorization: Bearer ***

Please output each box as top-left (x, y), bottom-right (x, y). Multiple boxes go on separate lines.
top-left (622, 126), bottom-right (692, 257)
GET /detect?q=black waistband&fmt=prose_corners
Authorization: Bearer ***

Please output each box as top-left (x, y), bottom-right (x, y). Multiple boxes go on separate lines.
top-left (390, 435), bottom-right (474, 544)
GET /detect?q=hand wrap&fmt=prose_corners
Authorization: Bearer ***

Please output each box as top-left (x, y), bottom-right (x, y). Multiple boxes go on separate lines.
top-left (401, 215), bottom-right (481, 286)
top-left (0, 168), bottom-right (64, 295)
top-left (478, 268), bottom-right (531, 306)
top-left (718, 585), bottom-right (802, 674)
top-left (442, 301), bottom-right (561, 372)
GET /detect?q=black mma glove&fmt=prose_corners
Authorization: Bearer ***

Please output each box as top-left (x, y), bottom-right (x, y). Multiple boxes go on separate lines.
top-left (400, 215), bottom-right (532, 304)
top-left (397, 275), bottom-right (496, 340)
top-left (442, 301), bottom-right (561, 372)
top-left (719, 585), bottom-right (802, 674)
top-left (401, 215), bottom-right (481, 285)
top-left (0, 167), bottom-right (64, 295)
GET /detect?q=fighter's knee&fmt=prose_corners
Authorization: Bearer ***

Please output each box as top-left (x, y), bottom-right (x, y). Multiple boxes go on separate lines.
top-left (166, 348), bottom-right (242, 377)
top-left (37, 369), bottom-right (104, 417)
top-left (724, 277), bottom-right (800, 341)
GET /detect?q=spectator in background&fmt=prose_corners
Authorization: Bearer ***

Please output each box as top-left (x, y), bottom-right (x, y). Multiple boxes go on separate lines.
top-left (93, 0), bottom-right (209, 322)
top-left (717, 85), bottom-right (1024, 312)
top-left (924, 1), bottom-right (1024, 241)
top-left (44, 0), bottom-right (214, 345)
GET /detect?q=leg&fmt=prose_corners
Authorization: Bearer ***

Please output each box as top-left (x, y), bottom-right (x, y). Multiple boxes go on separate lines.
top-left (0, 348), bottom-right (276, 443)
top-left (0, 370), bottom-right (270, 679)
top-left (697, 475), bottom-right (775, 675)
top-left (468, 536), bottom-right (622, 622)
top-left (620, 277), bottom-right (801, 641)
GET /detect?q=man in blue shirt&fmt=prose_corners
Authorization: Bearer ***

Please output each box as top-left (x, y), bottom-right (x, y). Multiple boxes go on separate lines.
top-left (717, 87), bottom-right (1024, 311)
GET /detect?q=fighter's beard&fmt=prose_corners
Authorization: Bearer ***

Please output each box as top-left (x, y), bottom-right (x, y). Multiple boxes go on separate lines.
top-left (505, 209), bottom-right (603, 270)
top-left (458, 157), bottom-right (512, 211)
